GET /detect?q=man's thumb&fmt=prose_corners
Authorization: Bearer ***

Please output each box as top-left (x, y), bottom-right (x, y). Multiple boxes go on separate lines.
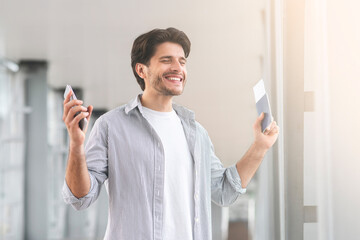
top-left (258, 112), bottom-right (265, 121)
top-left (253, 112), bottom-right (264, 130)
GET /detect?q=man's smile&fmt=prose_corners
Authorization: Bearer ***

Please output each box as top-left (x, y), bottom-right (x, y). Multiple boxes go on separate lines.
top-left (164, 74), bottom-right (184, 83)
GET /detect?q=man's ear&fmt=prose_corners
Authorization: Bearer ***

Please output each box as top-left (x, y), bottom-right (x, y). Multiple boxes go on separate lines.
top-left (136, 63), bottom-right (147, 79)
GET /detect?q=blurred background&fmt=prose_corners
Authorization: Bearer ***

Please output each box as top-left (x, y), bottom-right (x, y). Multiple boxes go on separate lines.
top-left (0, 0), bottom-right (359, 239)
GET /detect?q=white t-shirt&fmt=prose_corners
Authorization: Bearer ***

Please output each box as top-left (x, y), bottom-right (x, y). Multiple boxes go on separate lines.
top-left (142, 106), bottom-right (194, 240)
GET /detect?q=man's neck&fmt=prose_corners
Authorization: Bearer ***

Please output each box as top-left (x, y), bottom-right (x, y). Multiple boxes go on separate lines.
top-left (141, 91), bottom-right (173, 112)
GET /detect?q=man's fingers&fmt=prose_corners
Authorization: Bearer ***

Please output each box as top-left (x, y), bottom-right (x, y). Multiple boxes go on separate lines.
top-left (83, 105), bottom-right (94, 133)
top-left (258, 112), bottom-right (265, 120)
top-left (68, 105), bottom-right (88, 120)
top-left (269, 121), bottom-right (277, 130)
top-left (63, 89), bottom-right (72, 104)
top-left (70, 111), bottom-right (89, 126)
top-left (268, 125), bottom-right (280, 136)
top-left (263, 121), bottom-right (277, 135)
top-left (63, 99), bottom-right (83, 121)
top-left (265, 122), bottom-right (279, 136)
top-left (86, 105), bottom-right (93, 121)
top-left (64, 105), bottom-right (87, 125)
top-left (253, 114), bottom-right (278, 136)
top-left (253, 112), bottom-right (264, 131)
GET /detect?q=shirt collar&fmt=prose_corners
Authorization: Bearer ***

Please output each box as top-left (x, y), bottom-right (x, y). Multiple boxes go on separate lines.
top-left (125, 94), bottom-right (195, 120)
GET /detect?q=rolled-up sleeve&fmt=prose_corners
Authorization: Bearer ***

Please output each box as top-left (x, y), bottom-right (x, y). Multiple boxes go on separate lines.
top-left (208, 135), bottom-right (247, 207)
top-left (62, 117), bottom-right (109, 210)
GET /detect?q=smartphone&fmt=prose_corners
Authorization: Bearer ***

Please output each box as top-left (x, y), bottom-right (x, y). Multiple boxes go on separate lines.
top-left (64, 85), bottom-right (88, 131)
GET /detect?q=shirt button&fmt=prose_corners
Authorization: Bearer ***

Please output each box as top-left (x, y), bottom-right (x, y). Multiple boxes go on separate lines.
top-left (194, 193), bottom-right (199, 200)
top-left (195, 217), bottom-right (199, 223)
top-left (157, 142), bottom-right (161, 147)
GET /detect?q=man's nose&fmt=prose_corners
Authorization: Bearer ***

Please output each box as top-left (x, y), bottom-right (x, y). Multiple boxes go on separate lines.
top-left (170, 60), bottom-right (182, 72)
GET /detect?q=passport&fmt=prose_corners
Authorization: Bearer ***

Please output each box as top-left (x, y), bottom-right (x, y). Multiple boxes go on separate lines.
top-left (253, 79), bottom-right (273, 132)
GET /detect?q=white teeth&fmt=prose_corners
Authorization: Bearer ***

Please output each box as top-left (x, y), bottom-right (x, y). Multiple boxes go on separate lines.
top-left (167, 77), bottom-right (181, 81)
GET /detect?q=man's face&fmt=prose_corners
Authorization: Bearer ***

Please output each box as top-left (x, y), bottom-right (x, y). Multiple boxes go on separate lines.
top-left (142, 42), bottom-right (187, 96)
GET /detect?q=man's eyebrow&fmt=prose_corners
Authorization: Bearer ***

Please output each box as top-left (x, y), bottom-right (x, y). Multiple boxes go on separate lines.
top-left (159, 56), bottom-right (172, 59)
top-left (159, 56), bottom-right (187, 61)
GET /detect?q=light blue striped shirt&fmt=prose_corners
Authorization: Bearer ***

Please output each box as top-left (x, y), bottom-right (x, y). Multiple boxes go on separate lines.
top-left (63, 94), bottom-right (246, 240)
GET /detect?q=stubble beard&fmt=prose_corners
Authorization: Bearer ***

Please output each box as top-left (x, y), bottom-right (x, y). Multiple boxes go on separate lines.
top-left (152, 74), bottom-right (185, 96)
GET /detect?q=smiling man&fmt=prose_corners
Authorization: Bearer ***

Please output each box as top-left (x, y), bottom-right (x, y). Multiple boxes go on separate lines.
top-left (62, 27), bottom-right (279, 240)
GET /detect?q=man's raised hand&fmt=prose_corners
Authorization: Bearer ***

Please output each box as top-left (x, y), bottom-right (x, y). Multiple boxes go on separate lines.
top-left (62, 89), bottom-right (93, 147)
top-left (253, 112), bottom-right (280, 150)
